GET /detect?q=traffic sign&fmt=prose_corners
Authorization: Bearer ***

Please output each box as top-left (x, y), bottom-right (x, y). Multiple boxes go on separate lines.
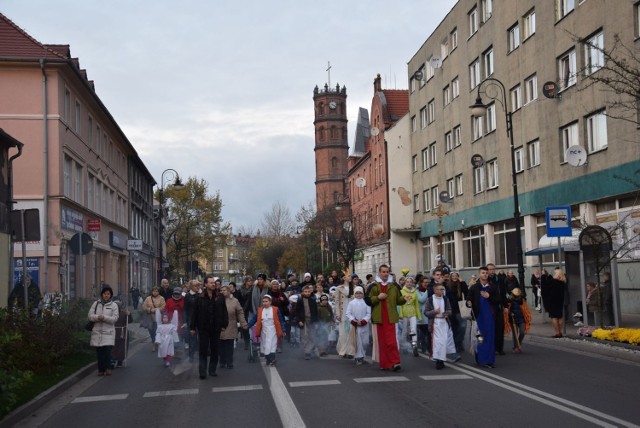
top-left (69, 232), bottom-right (93, 255)
top-left (546, 206), bottom-right (572, 237)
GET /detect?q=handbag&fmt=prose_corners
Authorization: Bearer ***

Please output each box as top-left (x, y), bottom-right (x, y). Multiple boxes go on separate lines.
top-left (86, 301), bottom-right (99, 331)
top-left (458, 293), bottom-right (472, 320)
top-left (140, 313), bottom-right (153, 330)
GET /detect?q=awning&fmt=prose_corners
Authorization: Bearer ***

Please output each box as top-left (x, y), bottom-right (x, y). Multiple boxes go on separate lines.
top-left (525, 247), bottom-right (562, 256)
top-left (525, 231), bottom-right (581, 256)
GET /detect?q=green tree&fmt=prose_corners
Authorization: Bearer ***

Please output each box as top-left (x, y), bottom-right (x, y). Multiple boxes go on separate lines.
top-left (159, 177), bottom-right (225, 281)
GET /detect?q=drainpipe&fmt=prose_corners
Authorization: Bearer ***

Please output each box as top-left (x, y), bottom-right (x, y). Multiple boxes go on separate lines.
top-left (40, 59), bottom-right (49, 292)
top-left (8, 140), bottom-right (24, 298)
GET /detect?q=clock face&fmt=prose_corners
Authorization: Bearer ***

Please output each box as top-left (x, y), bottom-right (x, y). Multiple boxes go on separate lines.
top-left (329, 101), bottom-right (337, 109)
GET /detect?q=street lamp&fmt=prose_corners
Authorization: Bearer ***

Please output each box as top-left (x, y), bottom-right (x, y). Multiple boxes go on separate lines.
top-left (469, 77), bottom-right (525, 289)
top-left (335, 194), bottom-right (356, 275)
top-left (157, 169), bottom-right (184, 279)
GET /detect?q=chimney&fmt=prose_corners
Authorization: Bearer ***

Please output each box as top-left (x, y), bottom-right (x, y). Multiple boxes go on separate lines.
top-left (374, 73), bottom-right (382, 92)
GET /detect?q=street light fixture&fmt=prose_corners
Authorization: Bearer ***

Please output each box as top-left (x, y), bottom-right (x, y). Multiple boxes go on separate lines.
top-left (158, 169), bottom-right (185, 278)
top-left (469, 77), bottom-right (525, 289)
top-left (334, 194), bottom-right (356, 275)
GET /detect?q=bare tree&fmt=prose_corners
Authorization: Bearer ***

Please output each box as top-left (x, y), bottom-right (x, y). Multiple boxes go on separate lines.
top-left (260, 201), bottom-right (295, 240)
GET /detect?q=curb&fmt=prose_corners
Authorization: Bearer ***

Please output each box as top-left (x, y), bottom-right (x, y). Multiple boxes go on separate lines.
top-left (527, 332), bottom-right (640, 364)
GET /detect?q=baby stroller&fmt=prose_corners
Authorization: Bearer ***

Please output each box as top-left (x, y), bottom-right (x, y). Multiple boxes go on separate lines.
top-left (248, 325), bottom-right (261, 363)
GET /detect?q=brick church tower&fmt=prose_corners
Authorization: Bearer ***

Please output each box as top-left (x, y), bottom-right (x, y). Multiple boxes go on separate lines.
top-left (312, 83), bottom-right (348, 212)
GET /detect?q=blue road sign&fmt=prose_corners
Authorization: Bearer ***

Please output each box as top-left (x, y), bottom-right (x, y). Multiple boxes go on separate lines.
top-left (546, 206), bottom-right (572, 237)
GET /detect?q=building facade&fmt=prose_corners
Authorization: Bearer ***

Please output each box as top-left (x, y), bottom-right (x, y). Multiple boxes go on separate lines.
top-left (0, 14), bottom-right (155, 300)
top-left (405, 0), bottom-right (639, 309)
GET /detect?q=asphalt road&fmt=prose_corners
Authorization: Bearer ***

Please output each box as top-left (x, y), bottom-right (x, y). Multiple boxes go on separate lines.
top-left (11, 333), bottom-right (640, 428)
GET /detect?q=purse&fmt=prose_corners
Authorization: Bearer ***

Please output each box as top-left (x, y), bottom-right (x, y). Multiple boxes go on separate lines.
top-left (86, 301), bottom-right (99, 331)
top-left (458, 293), bottom-right (472, 320)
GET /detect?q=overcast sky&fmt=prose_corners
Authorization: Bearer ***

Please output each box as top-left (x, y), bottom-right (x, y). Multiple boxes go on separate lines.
top-left (3, 0), bottom-right (456, 230)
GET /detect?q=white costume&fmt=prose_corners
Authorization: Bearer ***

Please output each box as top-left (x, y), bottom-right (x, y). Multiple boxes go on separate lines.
top-left (155, 309), bottom-right (179, 358)
top-left (345, 297), bottom-right (371, 359)
top-left (334, 282), bottom-right (352, 356)
top-left (260, 307), bottom-right (278, 355)
top-left (430, 295), bottom-right (456, 361)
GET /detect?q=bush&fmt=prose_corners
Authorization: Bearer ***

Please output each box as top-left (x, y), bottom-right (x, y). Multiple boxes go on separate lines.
top-left (0, 299), bottom-right (93, 415)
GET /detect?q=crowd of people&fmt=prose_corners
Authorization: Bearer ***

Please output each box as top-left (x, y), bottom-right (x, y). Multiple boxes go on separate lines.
top-left (86, 260), bottom-right (593, 376)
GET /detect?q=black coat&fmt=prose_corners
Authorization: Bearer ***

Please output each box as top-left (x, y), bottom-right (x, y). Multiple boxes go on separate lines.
top-left (293, 296), bottom-right (318, 325)
top-left (189, 292), bottom-right (229, 333)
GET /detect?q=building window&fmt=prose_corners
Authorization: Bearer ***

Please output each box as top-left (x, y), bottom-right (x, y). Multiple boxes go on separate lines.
top-left (64, 89), bottom-right (71, 122)
top-left (454, 125), bottom-right (462, 147)
top-left (443, 85), bottom-right (451, 106)
top-left (412, 155), bottom-right (418, 172)
top-left (441, 37), bottom-right (449, 60)
top-left (445, 131), bottom-right (453, 152)
top-left (524, 74), bottom-right (538, 104)
top-left (75, 101), bottom-right (81, 133)
top-left (584, 31), bottom-right (604, 75)
top-left (410, 76), bottom-right (417, 93)
top-left (420, 107), bottom-right (427, 129)
top-left (585, 110), bottom-right (608, 152)
top-left (469, 6), bottom-right (478, 37)
top-left (510, 84), bottom-right (522, 111)
top-left (481, 0), bottom-right (493, 22)
top-left (556, 0), bottom-right (575, 20)
top-left (452, 77), bottom-right (460, 98)
top-left (447, 178), bottom-right (455, 200)
top-left (63, 156), bottom-right (72, 198)
top-left (561, 122), bottom-right (579, 162)
top-left (482, 46), bottom-right (494, 78)
top-left (75, 163), bottom-right (82, 204)
top-left (472, 115), bottom-right (483, 141)
top-left (473, 166), bottom-right (485, 194)
top-left (514, 147), bottom-right (524, 172)
top-left (87, 174), bottom-right (94, 211)
top-left (331, 157), bottom-right (338, 169)
top-left (411, 115), bottom-right (417, 132)
top-left (463, 227), bottom-right (485, 268)
top-left (455, 174), bottom-right (463, 196)
top-left (423, 190), bottom-right (430, 212)
top-left (429, 142), bottom-right (437, 167)
top-left (418, 66), bottom-right (426, 87)
top-left (428, 99), bottom-right (436, 124)
top-left (527, 139), bottom-right (541, 168)
top-left (422, 148), bottom-right (429, 171)
top-left (508, 23), bottom-right (520, 52)
top-left (494, 220), bottom-right (521, 265)
top-left (432, 186), bottom-right (440, 208)
top-left (451, 28), bottom-right (458, 50)
top-left (487, 159), bottom-right (499, 189)
top-left (558, 48), bottom-right (577, 90)
top-left (469, 58), bottom-right (480, 89)
top-left (523, 9), bottom-right (536, 39)
top-left (485, 103), bottom-right (496, 133)
top-left (414, 194), bottom-right (420, 212)
top-left (426, 59), bottom-right (435, 81)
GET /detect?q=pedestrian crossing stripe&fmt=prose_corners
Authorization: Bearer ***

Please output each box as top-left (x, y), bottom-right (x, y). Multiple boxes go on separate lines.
top-left (419, 375), bottom-right (473, 381)
top-left (71, 394), bottom-right (128, 403)
top-left (289, 380), bottom-right (341, 387)
top-left (143, 388), bottom-right (199, 397)
top-left (353, 376), bottom-right (409, 383)
top-left (212, 385), bottom-right (263, 392)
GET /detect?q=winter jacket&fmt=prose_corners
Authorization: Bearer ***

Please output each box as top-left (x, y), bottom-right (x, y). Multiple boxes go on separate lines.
top-left (293, 295), bottom-right (318, 325)
top-left (424, 294), bottom-right (452, 330)
top-left (189, 292), bottom-right (229, 333)
top-left (220, 295), bottom-right (248, 340)
top-left (317, 303), bottom-right (334, 323)
top-left (399, 287), bottom-right (422, 320)
top-left (88, 299), bottom-right (119, 347)
top-left (365, 277), bottom-right (406, 324)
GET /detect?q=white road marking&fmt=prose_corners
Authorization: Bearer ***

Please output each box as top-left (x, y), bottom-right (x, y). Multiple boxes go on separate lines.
top-left (143, 388), bottom-right (199, 398)
top-left (212, 385), bottom-right (263, 392)
top-left (438, 356), bottom-right (638, 428)
top-left (289, 380), bottom-right (341, 387)
top-left (262, 364), bottom-right (306, 427)
top-left (419, 374), bottom-right (472, 381)
top-left (71, 394), bottom-right (128, 403)
top-left (353, 376), bottom-right (409, 383)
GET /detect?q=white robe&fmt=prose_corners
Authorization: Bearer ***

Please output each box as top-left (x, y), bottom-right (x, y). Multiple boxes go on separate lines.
top-left (334, 284), bottom-right (353, 356)
top-left (155, 310), bottom-right (179, 358)
top-left (345, 298), bottom-right (371, 359)
top-left (431, 295), bottom-right (456, 361)
top-left (260, 307), bottom-right (278, 355)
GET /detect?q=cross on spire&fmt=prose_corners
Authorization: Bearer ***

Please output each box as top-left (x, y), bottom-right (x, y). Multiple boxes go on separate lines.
top-left (326, 61), bottom-right (332, 88)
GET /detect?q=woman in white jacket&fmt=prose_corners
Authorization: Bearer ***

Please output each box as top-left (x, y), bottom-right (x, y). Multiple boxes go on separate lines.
top-left (88, 284), bottom-right (119, 376)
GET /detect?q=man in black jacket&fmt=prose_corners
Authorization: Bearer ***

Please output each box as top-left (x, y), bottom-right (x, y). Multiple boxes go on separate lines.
top-left (190, 275), bottom-right (228, 379)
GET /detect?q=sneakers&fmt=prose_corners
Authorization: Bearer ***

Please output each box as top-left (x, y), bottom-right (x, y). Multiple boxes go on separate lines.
top-left (356, 358), bottom-right (363, 366)
top-left (449, 353), bottom-right (462, 363)
top-left (573, 312), bottom-right (583, 319)
top-left (535, 305), bottom-right (541, 311)
top-left (574, 321), bottom-right (584, 326)
top-left (391, 363), bottom-right (402, 372)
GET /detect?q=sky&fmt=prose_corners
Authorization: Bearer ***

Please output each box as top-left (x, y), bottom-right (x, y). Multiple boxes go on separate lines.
top-left (2, 0), bottom-right (456, 230)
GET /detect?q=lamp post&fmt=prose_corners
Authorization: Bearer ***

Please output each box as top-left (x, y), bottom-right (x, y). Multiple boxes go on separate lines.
top-left (157, 169), bottom-right (184, 281)
top-left (470, 77), bottom-right (525, 289)
top-left (335, 194), bottom-right (356, 275)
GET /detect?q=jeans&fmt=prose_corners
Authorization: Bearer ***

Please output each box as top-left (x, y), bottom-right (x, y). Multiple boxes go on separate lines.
top-left (96, 346), bottom-right (112, 372)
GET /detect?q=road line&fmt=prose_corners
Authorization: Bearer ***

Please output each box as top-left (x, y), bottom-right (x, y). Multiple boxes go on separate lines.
top-left (142, 388), bottom-right (199, 398)
top-left (439, 357), bottom-right (636, 428)
top-left (71, 394), bottom-right (128, 403)
top-left (353, 376), bottom-right (409, 383)
top-left (212, 385), bottom-right (263, 392)
top-left (289, 380), bottom-right (341, 388)
top-left (262, 364), bottom-right (306, 427)
top-left (419, 374), bottom-right (472, 381)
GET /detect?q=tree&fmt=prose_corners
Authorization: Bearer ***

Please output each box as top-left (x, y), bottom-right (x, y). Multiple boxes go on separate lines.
top-left (260, 201), bottom-right (295, 240)
top-left (159, 177), bottom-right (224, 281)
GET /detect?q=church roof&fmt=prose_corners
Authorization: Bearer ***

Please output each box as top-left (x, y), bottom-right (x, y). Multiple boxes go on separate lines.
top-left (351, 107), bottom-right (370, 157)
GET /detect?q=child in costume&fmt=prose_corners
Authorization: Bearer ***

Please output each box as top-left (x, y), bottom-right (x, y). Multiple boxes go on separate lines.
top-left (399, 277), bottom-right (422, 356)
top-left (155, 309), bottom-right (179, 367)
top-left (345, 286), bottom-right (371, 365)
top-left (249, 295), bottom-right (285, 366)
